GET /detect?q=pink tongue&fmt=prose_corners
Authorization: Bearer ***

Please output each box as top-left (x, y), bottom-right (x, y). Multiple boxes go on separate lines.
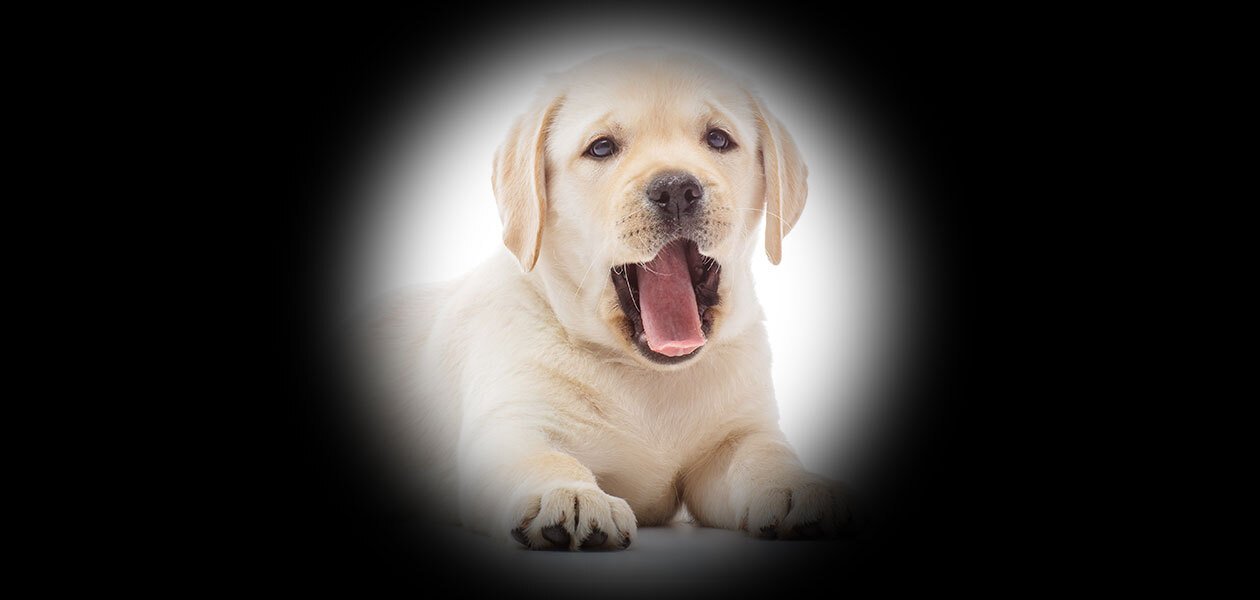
top-left (636, 242), bottom-right (705, 357)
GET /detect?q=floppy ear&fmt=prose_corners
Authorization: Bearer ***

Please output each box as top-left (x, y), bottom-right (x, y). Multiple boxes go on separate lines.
top-left (752, 95), bottom-right (808, 265)
top-left (491, 94), bottom-right (565, 272)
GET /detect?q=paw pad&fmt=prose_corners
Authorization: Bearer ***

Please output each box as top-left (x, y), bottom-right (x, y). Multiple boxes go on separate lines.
top-left (580, 527), bottom-right (607, 549)
top-left (541, 524), bottom-right (571, 548)
top-left (510, 527), bottom-right (531, 548)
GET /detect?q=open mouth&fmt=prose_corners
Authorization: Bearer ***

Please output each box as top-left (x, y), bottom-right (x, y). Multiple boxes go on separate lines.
top-left (610, 238), bottom-right (721, 364)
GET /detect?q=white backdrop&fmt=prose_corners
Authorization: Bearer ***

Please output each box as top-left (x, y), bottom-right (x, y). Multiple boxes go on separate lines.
top-left (341, 28), bottom-right (907, 480)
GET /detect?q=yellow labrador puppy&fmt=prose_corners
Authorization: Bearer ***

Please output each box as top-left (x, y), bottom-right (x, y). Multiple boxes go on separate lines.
top-left (366, 49), bottom-right (849, 550)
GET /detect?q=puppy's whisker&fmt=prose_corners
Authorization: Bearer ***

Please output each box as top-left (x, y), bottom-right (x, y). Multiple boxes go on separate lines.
top-left (573, 252), bottom-right (604, 300)
top-left (617, 203), bottom-right (653, 226)
top-left (622, 267), bottom-right (638, 312)
top-left (638, 262), bottom-right (670, 277)
top-left (733, 207), bottom-right (789, 226)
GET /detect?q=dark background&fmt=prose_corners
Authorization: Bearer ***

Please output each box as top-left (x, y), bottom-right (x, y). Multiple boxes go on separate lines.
top-left (210, 6), bottom-right (1130, 592)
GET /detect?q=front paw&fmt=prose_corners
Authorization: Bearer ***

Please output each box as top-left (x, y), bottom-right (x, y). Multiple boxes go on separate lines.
top-left (737, 476), bottom-right (854, 540)
top-left (508, 485), bottom-right (637, 551)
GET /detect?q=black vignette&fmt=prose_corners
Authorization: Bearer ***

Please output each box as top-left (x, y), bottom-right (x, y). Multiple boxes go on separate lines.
top-left (248, 6), bottom-right (1056, 593)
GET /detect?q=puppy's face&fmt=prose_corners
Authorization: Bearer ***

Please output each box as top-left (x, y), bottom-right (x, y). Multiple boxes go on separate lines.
top-left (493, 51), bottom-right (807, 370)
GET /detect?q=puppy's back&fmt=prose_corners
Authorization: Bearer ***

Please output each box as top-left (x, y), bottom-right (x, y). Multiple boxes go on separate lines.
top-left (355, 280), bottom-right (464, 523)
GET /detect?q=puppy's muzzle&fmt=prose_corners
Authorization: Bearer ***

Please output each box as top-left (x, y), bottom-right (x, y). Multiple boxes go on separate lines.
top-left (646, 171), bottom-right (703, 220)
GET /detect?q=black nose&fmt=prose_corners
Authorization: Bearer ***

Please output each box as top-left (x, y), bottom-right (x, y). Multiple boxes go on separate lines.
top-left (647, 172), bottom-right (703, 218)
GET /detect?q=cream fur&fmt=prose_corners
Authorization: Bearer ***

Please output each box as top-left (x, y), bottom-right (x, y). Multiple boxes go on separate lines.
top-left (364, 49), bottom-right (848, 551)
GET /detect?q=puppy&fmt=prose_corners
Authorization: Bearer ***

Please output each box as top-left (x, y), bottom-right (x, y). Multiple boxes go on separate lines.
top-left (363, 49), bottom-right (850, 550)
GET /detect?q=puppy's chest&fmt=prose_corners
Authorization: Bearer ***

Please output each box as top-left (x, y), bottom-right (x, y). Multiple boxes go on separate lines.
top-left (551, 381), bottom-right (722, 459)
top-left (545, 378), bottom-right (750, 522)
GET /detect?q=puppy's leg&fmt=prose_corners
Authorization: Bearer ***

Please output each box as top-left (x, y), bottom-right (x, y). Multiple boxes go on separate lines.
top-left (458, 424), bottom-right (637, 551)
top-left (682, 428), bottom-right (852, 540)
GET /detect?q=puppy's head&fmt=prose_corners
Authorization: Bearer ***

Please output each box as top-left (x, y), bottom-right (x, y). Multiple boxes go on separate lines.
top-left (492, 50), bottom-right (807, 370)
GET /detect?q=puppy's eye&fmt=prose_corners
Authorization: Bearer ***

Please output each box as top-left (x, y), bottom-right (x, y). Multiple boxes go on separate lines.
top-left (706, 129), bottom-right (734, 151)
top-left (586, 137), bottom-right (617, 159)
